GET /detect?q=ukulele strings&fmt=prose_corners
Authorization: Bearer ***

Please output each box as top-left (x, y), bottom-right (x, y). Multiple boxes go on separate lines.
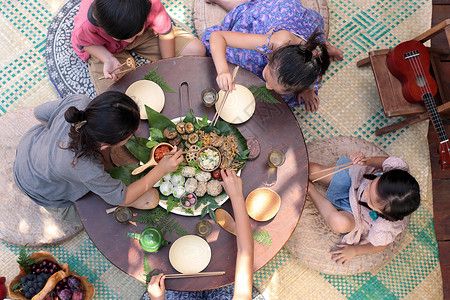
top-left (408, 53), bottom-right (448, 141)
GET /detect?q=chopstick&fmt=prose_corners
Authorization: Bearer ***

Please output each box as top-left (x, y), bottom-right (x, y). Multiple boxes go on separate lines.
top-left (310, 158), bottom-right (369, 175)
top-left (211, 66), bottom-right (239, 127)
top-left (311, 158), bottom-right (370, 183)
top-left (99, 67), bottom-right (134, 80)
top-left (164, 271), bottom-right (225, 279)
top-left (163, 150), bottom-right (196, 156)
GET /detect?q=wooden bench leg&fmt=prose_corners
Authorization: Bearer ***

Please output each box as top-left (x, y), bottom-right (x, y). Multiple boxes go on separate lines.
top-left (356, 56), bottom-right (371, 67)
top-left (375, 114), bottom-right (428, 136)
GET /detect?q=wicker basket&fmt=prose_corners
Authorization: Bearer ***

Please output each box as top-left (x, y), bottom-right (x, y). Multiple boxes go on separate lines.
top-left (8, 251), bottom-right (95, 300)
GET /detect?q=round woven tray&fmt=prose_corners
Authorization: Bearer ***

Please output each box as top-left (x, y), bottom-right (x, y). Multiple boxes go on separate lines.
top-left (285, 136), bottom-right (408, 275)
top-left (193, 0), bottom-right (329, 39)
top-left (0, 108), bottom-right (82, 246)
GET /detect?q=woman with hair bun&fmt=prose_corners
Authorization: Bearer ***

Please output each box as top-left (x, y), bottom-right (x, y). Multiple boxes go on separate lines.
top-left (13, 92), bottom-right (184, 225)
top-left (203, 0), bottom-right (344, 112)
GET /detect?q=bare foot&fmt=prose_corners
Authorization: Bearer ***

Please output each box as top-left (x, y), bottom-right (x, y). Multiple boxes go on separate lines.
top-left (326, 41), bottom-right (344, 61)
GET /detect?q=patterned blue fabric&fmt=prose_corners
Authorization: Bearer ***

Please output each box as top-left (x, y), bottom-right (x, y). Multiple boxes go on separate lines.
top-left (141, 284), bottom-right (234, 300)
top-left (202, 0), bottom-right (324, 107)
top-left (325, 157), bottom-right (353, 215)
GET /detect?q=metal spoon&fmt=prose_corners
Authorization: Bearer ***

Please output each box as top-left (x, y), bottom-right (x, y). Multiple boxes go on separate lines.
top-left (215, 208), bottom-right (236, 236)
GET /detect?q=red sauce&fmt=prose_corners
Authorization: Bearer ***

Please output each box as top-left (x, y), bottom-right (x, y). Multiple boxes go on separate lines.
top-left (154, 145), bottom-right (171, 163)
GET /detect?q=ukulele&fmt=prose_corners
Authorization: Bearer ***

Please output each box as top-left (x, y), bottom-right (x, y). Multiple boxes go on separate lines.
top-left (386, 40), bottom-right (450, 170)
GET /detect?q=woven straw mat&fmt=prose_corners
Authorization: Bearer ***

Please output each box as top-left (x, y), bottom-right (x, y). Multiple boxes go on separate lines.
top-left (193, 0), bottom-right (329, 40)
top-left (285, 136), bottom-right (410, 276)
top-left (0, 0), bottom-right (442, 299)
top-left (0, 108), bottom-right (83, 246)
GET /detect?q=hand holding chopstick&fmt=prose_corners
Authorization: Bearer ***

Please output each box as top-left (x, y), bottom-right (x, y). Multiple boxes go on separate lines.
top-left (211, 66), bottom-right (240, 127)
top-left (163, 150), bottom-right (197, 156)
top-left (311, 157), bottom-right (370, 183)
top-left (99, 57), bottom-right (136, 80)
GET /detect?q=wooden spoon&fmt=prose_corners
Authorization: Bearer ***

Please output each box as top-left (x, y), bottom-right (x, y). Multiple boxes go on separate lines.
top-left (105, 188), bottom-right (160, 214)
top-left (215, 208), bottom-right (236, 236)
top-left (131, 142), bottom-right (173, 175)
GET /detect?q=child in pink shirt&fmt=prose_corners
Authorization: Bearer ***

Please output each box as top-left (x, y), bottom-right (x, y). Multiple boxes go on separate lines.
top-left (71, 0), bottom-right (205, 93)
top-left (308, 153), bottom-right (420, 264)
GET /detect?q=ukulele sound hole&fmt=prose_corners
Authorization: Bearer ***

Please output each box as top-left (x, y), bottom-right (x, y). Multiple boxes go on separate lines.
top-left (415, 75), bottom-right (426, 87)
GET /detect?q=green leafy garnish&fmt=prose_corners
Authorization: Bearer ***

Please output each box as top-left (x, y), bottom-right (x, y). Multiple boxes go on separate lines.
top-left (240, 149), bottom-right (251, 160)
top-left (182, 207), bottom-right (194, 215)
top-left (253, 230), bottom-right (272, 248)
top-left (140, 254), bottom-right (162, 283)
top-left (149, 128), bottom-right (164, 141)
top-left (182, 109), bottom-right (196, 124)
top-left (166, 196), bottom-right (178, 213)
top-left (132, 207), bottom-right (188, 238)
top-left (143, 67), bottom-right (176, 93)
top-left (249, 85), bottom-right (281, 104)
top-left (17, 244), bottom-right (35, 274)
top-left (12, 282), bottom-right (24, 292)
top-left (146, 140), bottom-right (158, 149)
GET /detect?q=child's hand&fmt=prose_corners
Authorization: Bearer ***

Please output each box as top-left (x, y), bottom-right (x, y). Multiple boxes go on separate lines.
top-left (330, 244), bottom-right (357, 265)
top-left (147, 273), bottom-right (165, 300)
top-left (298, 88), bottom-right (319, 112)
top-left (103, 57), bottom-right (122, 81)
top-left (156, 146), bottom-right (184, 174)
top-left (349, 152), bottom-right (367, 166)
top-left (220, 169), bottom-right (243, 200)
top-left (216, 72), bottom-right (235, 92)
top-left (325, 41), bottom-right (344, 61)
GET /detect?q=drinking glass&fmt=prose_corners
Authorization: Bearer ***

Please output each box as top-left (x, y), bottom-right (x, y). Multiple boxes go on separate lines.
top-left (267, 149), bottom-right (286, 167)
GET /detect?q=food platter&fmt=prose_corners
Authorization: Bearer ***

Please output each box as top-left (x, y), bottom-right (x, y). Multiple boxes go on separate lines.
top-left (156, 117), bottom-right (242, 217)
top-left (109, 107), bottom-right (249, 219)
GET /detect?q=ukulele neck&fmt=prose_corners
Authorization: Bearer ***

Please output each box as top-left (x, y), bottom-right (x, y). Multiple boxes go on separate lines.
top-left (423, 93), bottom-right (449, 143)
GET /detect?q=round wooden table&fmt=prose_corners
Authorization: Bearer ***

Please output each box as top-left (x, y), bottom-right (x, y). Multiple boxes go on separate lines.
top-left (75, 57), bottom-right (308, 292)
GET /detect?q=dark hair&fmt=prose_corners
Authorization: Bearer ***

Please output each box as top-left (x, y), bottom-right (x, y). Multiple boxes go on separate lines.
top-left (269, 31), bottom-right (330, 95)
top-left (64, 91), bottom-right (140, 166)
top-left (92, 0), bottom-right (151, 40)
top-left (363, 169), bottom-right (420, 221)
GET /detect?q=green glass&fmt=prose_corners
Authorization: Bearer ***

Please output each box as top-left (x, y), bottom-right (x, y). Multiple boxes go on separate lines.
top-left (127, 227), bottom-right (170, 252)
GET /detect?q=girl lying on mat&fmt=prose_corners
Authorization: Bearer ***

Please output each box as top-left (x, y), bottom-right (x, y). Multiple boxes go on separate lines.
top-left (308, 153), bottom-right (420, 264)
top-left (202, 0), bottom-right (343, 112)
top-left (13, 91), bottom-right (184, 226)
top-left (144, 170), bottom-right (253, 300)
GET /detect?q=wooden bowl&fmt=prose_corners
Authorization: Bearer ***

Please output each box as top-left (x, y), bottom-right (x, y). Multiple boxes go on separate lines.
top-left (196, 146), bottom-right (221, 172)
top-left (131, 142), bottom-right (173, 176)
top-left (8, 251), bottom-right (95, 300)
top-left (152, 142), bottom-right (174, 164)
top-left (245, 188), bottom-right (281, 222)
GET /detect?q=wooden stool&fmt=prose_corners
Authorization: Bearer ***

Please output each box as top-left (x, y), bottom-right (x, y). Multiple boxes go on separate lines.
top-left (357, 19), bottom-right (450, 136)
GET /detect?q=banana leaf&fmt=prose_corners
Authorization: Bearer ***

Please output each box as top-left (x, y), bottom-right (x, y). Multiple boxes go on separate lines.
top-left (145, 105), bottom-right (176, 132)
top-left (106, 165), bottom-right (140, 186)
top-left (126, 136), bottom-right (152, 163)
